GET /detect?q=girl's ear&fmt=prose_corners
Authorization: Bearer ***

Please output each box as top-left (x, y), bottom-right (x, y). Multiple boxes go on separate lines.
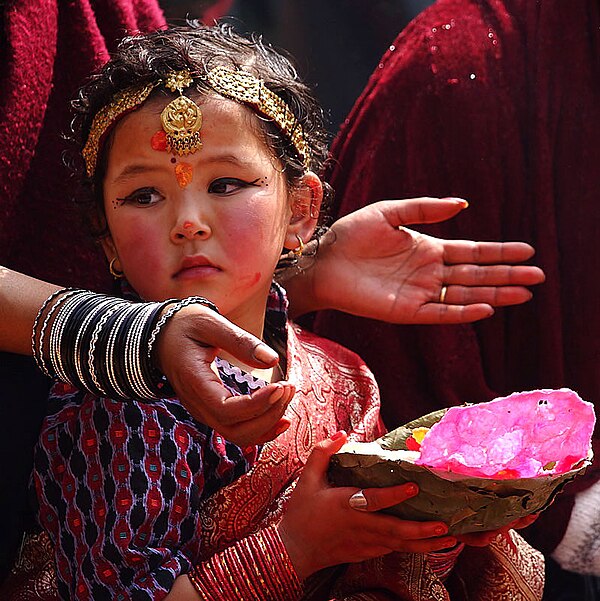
top-left (100, 235), bottom-right (117, 262)
top-left (284, 171), bottom-right (323, 250)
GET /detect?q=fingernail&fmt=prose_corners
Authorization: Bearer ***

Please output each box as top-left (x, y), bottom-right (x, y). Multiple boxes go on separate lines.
top-left (274, 418), bottom-right (291, 437)
top-left (348, 490), bottom-right (368, 511)
top-left (331, 430), bottom-right (346, 441)
top-left (253, 343), bottom-right (277, 364)
top-left (434, 525), bottom-right (448, 536)
top-left (268, 384), bottom-right (284, 404)
top-left (405, 483), bottom-right (418, 497)
top-left (443, 197), bottom-right (469, 208)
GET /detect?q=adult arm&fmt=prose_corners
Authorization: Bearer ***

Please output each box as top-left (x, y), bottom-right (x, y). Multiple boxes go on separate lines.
top-left (286, 197), bottom-right (544, 323)
top-left (0, 267), bottom-right (60, 354)
top-left (0, 266), bottom-right (289, 444)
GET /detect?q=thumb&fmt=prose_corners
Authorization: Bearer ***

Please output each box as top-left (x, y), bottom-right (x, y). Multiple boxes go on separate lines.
top-left (301, 431), bottom-right (348, 485)
top-left (380, 197), bottom-right (469, 228)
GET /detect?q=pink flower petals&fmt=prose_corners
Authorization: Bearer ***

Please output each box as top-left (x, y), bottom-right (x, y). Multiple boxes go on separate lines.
top-left (415, 389), bottom-right (595, 478)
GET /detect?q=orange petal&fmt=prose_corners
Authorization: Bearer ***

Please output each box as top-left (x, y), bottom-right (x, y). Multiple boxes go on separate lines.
top-left (175, 162), bottom-right (193, 189)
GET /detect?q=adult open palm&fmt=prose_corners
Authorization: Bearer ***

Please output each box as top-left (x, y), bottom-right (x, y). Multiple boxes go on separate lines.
top-left (311, 198), bottom-right (545, 323)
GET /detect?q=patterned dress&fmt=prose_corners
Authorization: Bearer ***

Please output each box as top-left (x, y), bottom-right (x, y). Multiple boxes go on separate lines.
top-left (31, 286), bottom-right (384, 600)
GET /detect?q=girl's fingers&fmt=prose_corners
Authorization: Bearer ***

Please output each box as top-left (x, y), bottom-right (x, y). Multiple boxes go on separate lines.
top-left (352, 529), bottom-right (457, 555)
top-left (373, 515), bottom-right (449, 542)
top-left (354, 482), bottom-right (419, 511)
top-left (300, 431), bottom-right (349, 484)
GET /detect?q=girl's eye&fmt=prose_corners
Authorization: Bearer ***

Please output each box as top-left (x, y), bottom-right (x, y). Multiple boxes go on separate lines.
top-left (117, 187), bottom-right (164, 206)
top-left (208, 177), bottom-right (260, 196)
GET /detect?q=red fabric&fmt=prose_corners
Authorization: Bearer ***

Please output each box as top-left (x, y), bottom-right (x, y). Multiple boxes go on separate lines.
top-left (201, 0), bottom-right (234, 23)
top-left (315, 0), bottom-right (600, 553)
top-left (0, 0), bottom-right (165, 291)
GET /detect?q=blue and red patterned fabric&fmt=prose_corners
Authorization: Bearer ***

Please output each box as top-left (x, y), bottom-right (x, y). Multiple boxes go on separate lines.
top-left (32, 287), bottom-right (286, 600)
top-left (34, 374), bottom-right (260, 600)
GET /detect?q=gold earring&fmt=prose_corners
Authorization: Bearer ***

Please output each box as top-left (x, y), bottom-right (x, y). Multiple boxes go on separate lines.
top-left (109, 257), bottom-right (124, 279)
top-left (292, 234), bottom-right (305, 258)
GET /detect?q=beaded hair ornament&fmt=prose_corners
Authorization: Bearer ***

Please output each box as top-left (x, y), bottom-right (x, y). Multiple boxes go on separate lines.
top-left (82, 67), bottom-right (311, 177)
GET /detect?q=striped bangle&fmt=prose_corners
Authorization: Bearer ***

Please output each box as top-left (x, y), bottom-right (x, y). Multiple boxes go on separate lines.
top-left (189, 526), bottom-right (303, 600)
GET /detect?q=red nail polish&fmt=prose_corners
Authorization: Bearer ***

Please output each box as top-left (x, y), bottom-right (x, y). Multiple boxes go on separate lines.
top-left (331, 430), bottom-right (346, 441)
top-left (274, 418), bottom-right (291, 437)
top-left (405, 483), bottom-right (418, 496)
top-left (434, 525), bottom-right (448, 536)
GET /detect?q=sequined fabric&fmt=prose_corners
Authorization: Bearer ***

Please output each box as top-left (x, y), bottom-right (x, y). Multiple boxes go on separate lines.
top-left (1, 533), bottom-right (57, 601)
top-left (314, 0), bottom-right (600, 554)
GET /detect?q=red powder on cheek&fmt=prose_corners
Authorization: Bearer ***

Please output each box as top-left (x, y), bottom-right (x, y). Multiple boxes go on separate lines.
top-left (175, 162), bottom-right (193, 189)
top-left (235, 272), bottom-right (262, 290)
top-left (150, 130), bottom-right (168, 152)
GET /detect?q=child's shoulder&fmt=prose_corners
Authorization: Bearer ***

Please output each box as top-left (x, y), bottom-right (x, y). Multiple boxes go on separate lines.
top-left (43, 380), bottom-right (208, 438)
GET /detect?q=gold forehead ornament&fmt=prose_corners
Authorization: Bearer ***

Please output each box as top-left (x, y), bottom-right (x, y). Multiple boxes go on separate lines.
top-left (161, 70), bottom-right (203, 156)
top-left (82, 67), bottom-right (310, 177)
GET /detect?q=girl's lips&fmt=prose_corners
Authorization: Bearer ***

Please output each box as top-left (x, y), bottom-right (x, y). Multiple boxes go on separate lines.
top-left (174, 255), bottom-right (221, 279)
top-left (174, 264), bottom-right (221, 280)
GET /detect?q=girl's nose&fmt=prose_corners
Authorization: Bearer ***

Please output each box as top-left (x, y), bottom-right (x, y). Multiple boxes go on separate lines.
top-left (171, 217), bottom-right (212, 242)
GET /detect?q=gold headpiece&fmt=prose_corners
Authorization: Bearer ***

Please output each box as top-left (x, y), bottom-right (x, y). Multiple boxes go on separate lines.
top-left (160, 70), bottom-right (203, 156)
top-left (82, 70), bottom-right (203, 177)
top-left (82, 67), bottom-right (310, 177)
top-left (206, 66), bottom-right (311, 170)
top-left (82, 82), bottom-right (157, 177)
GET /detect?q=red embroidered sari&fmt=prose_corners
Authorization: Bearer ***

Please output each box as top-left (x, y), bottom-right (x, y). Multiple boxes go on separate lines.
top-left (194, 325), bottom-right (545, 601)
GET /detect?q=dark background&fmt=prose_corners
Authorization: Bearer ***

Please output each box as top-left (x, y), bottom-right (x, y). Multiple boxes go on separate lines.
top-left (160, 0), bottom-right (434, 132)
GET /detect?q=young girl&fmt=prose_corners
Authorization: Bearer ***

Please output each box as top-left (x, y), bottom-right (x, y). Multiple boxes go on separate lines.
top-left (31, 24), bottom-right (543, 601)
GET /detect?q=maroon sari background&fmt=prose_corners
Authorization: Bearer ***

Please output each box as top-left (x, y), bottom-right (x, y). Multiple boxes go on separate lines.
top-left (315, 0), bottom-right (600, 554)
top-left (0, 0), bottom-right (165, 291)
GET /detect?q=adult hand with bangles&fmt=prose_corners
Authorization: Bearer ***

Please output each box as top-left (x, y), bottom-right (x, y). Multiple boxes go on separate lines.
top-left (1, 267), bottom-right (293, 446)
top-left (153, 302), bottom-right (294, 446)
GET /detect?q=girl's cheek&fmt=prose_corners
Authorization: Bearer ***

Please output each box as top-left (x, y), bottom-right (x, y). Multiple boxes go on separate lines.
top-left (111, 219), bottom-right (165, 279)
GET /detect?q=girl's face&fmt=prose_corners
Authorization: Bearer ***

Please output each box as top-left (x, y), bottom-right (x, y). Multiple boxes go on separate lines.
top-left (101, 96), bottom-right (318, 336)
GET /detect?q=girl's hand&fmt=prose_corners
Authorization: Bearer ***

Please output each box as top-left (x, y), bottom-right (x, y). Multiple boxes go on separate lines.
top-left (278, 432), bottom-right (457, 579)
top-left (457, 513), bottom-right (540, 547)
top-left (292, 197), bottom-right (544, 323)
top-left (156, 304), bottom-right (294, 447)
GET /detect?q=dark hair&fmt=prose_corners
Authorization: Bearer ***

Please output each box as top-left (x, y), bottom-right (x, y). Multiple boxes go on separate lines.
top-left (70, 22), bottom-right (332, 239)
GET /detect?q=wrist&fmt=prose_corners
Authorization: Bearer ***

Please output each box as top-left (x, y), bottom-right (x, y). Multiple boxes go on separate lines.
top-left (276, 520), bottom-right (313, 580)
top-left (285, 229), bottom-right (335, 318)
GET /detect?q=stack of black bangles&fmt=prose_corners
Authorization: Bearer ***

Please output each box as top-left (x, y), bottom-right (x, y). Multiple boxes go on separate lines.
top-left (31, 289), bottom-right (218, 401)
